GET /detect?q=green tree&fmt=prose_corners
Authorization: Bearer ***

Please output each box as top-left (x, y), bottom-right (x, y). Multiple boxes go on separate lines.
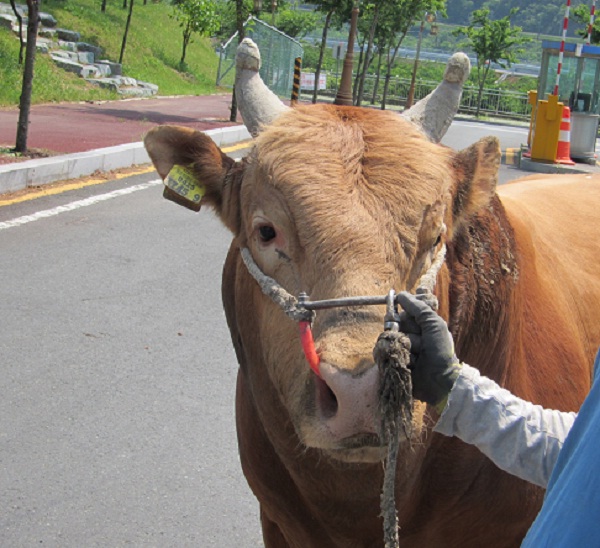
top-left (377, 0), bottom-right (446, 110)
top-left (276, 7), bottom-right (319, 39)
top-left (572, 4), bottom-right (600, 44)
top-left (453, 8), bottom-right (530, 117)
top-left (171, 0), bottom-right (220, 68)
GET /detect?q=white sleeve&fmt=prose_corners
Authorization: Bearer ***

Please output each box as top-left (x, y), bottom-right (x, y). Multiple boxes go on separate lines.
top-left (433, 364), bottom-right (577, 488)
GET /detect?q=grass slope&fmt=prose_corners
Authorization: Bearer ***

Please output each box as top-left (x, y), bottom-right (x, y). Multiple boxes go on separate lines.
top-left (0, 0), bottom-right (221, 107)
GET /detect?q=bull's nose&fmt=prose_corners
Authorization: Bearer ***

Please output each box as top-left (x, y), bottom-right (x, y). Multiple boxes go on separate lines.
top-left (316, 362), bottom-right (380, 440)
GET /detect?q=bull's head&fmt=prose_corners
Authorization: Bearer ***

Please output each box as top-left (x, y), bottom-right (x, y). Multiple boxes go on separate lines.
top-left (144, 44), bottom-right (500, 465)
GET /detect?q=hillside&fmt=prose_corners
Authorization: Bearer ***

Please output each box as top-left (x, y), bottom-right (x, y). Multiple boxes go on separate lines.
top-left (0, 0), bottom-right (221, 107)
top-left (446, 0), bottom-right (584, 37)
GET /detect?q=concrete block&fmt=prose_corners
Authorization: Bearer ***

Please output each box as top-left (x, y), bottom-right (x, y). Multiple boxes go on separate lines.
top-left (27, 157), bottom-right (71, 186)
top-left (137, 81), bottom-right (159, 94)
top-left (56, 28), bottom-right (80, 42)
top-left (52, 50), bottom-right (79, 63)
top-left (76, 42), bottom-right (102, 59)
top-left (36, 41), bottom-right (50, 54)
top-left (58, 39), bottom-right (77, 52)
top-left (118, 76), bottom-right (137, 87)
top-left (81, 64), bottom-right (101, 79)
top-left (205, 125), bottom-right (251, 147)
top-left (51, 55), bottom-right (84, 75)
top-left (38, 27), bottom-right (56, 39)
top-left (39, 12), bottom-right (57, 27)
top-left (77, 51), bottom-right (95, 65)
top-left (64, 151), bottom-right (106, 180)
top-left (0, 3), bottom-right (22, 16)
top-left (0, 164), bottom-right (29, 193)
top-left (93, 63), bottom-right (112, 77)
top-left (97, 60), bottom-right (121, 76)
top-left (520, 156), bottom-right (588, 175)
top-left (0, 14), bottom-right (15, 30)
top-left (85, 77), bottom-right (119, 91)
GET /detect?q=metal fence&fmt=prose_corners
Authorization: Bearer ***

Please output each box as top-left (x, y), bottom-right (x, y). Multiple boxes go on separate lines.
top-left (302, 74), bottom-right (532, 121)
top-left (216, 17), bottom-right (304, 99)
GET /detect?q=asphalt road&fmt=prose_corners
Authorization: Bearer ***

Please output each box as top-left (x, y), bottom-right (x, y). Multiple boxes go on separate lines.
top-left (0, 162), bottom-right (263, 546)
top-left (0, 123), bottom-right (533, 547)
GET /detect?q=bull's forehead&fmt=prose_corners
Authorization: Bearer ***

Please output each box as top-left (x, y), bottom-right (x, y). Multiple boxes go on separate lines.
top-left (249, 105), bottom-right (452, 255)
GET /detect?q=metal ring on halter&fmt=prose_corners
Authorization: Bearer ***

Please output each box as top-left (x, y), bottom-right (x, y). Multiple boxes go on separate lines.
top-left (384, 290), bottom-right (400, 332)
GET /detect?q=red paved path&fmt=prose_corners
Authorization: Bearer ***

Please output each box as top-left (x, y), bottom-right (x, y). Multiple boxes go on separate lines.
top-left (0, 94), bottom-right (237, 162)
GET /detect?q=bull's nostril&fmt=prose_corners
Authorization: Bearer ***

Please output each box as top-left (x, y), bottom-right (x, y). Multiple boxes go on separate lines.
top-left (316, 375), bottom-right (338, 419)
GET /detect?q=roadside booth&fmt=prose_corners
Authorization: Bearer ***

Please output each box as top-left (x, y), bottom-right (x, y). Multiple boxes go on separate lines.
top-left (538, 40), bottom-right (600, 161)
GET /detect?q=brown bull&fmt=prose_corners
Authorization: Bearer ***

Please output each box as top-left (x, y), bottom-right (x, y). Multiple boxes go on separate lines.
top-left (143, 42), bottom-right (600, 548)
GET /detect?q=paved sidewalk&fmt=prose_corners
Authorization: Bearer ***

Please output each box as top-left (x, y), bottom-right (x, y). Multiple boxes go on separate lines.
top-left (0, 94), bottom-right (250, 194)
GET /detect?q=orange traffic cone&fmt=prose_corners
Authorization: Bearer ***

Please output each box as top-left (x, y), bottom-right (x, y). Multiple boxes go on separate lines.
top-left (556, 106), bottom-right (575, 165)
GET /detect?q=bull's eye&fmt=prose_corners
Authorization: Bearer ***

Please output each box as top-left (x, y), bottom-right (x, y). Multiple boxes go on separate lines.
top-left (259, 224), bottom-right (277, 243)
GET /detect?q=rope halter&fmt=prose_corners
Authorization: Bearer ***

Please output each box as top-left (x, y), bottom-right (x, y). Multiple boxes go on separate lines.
top-left (240, 243), bottom-right (447, 375)
top-left (240, 242), bottom-right (447, 548)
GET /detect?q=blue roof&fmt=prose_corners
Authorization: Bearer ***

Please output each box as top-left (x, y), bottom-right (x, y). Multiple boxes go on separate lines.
top-left (542, 40), bottom-right (600, 56)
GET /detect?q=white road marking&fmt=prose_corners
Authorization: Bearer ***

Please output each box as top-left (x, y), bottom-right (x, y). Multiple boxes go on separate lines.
top-left (453, 121), bottom-right (529, 134)
top-left (0, 179), bottom-right (161, 231)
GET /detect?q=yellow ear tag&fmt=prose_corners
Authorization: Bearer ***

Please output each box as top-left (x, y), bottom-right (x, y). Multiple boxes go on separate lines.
top-left (164, 164), bottom-right (205, 212)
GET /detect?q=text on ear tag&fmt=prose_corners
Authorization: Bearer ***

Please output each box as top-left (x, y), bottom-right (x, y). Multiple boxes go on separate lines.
top-left (164, 165), bottom-right (205, 211)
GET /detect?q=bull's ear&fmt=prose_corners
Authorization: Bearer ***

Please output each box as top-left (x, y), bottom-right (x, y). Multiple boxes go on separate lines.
top-left (450, 136), bottom-right (501, 234)
top-left (144, 125), bottom-right (242, 233)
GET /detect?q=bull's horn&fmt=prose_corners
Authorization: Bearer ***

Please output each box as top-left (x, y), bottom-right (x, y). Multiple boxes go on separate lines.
top-left (235, 37), bottom-right (290, 137)
top-left (402, 52), bottom-right (471, 143)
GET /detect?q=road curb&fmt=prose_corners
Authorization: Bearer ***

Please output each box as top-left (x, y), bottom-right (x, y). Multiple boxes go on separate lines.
top-left (0, 124), bottom-right (251, 195)
top-left (501, 146), bottom-right (598, 174)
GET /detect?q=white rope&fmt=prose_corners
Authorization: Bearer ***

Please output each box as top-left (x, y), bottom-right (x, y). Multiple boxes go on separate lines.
top-left (240, 243), bottom-right (446, 315)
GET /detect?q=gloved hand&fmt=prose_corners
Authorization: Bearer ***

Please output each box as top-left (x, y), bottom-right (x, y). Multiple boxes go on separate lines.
top-left (396, 291), bottom-right (461, 411)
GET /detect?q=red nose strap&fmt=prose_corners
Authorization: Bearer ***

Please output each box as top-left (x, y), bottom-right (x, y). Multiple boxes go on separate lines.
top-left (299, 321), bottom-right (321, 377)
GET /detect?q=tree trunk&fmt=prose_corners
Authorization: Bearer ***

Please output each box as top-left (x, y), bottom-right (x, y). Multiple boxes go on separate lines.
top-left (123, 0), bottom-right (127, 9)
top-left (312, 9), bottom-right (333, 104)
top-left (119, 0), bottom-right (134, 64)
top-left (405, 19), bottom-right (425, 109)
top-left (101, 0), bottom-right (107, 12)
top-left (381, 27), bottom-right (409, 110)
top-left (356, 4), bottom-right (379, 106)
top-left (15, 0), bottom-right (39, 153)
top-left (476, 65), bottom-right (490, 117)
top-left (180, 27), bottom-right (191, 67)
top-left (381, 71), bottom-right (391, 110)
top-left (352, 43), bottom-right (364, 104)
top-left (370, 48), bottom-right (383, 105)
top-left (476, 84), bottom-right (483, 117)
top-left (9, 0), bottom-right (24, 64)
top-left (230, 0), bottom-right (246, 122)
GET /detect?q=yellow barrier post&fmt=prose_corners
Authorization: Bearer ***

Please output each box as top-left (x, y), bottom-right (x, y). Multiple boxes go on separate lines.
top-left (530, 94), bottom-right (563, 163)
top-left (527, 90), bottom-right (538, 150)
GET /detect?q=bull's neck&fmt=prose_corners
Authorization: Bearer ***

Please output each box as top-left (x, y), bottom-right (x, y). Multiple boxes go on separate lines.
top-left (447, 194), bottom-right (520, 380)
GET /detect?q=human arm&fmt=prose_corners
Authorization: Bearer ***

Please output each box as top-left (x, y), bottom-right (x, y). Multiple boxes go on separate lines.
top-left (396, 291), bottom-right (576, 488)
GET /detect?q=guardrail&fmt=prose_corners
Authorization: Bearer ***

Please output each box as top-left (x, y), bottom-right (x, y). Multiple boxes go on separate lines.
top-left (301, 74), bottom-right (531, 121)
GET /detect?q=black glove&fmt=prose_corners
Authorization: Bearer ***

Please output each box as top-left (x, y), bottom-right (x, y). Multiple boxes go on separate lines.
top-left (396, 291), bottom-right (461, 410)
